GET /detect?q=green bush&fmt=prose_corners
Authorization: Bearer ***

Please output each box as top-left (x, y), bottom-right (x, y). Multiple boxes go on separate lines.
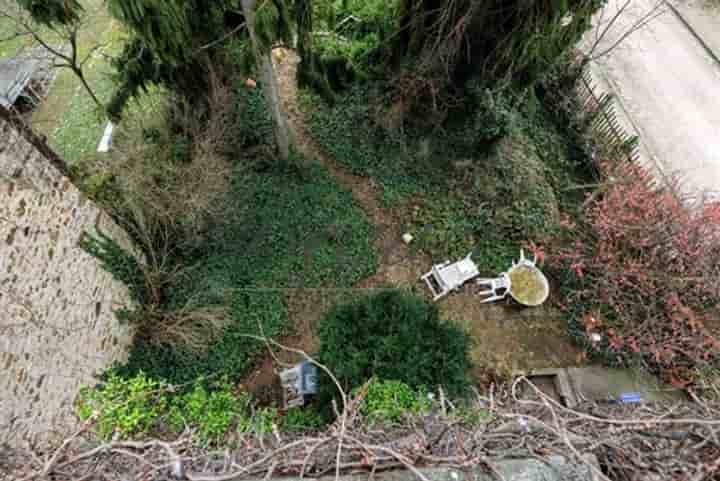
top-left (235, 81), bottom-right (274, 148)
top-left (77, 373), bottom-right (168, 439)
top-left (280, 407), bottom-right (325, 432)
top-left (311, 0), bottom-right (398, 85)
top-left (317, 291), bottom-right (472, 409)
top-left (357, 379), bottom-right (430, 424)
top-left (79, 374), bottom-right (278, 444)
top-left (468, 85), bottom-right (518, 146)
top-left (169, 381), bottom-right (250, 444)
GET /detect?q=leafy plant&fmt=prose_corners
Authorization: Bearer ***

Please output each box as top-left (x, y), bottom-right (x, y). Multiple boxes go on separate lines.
top-left (240, 407), bottom-right (279, 435)
top-left (357, 379), bottom-right (430, 424)
top-left (467, 84), bottom-right (518, 145)
top-left (279, 407), bottom-right (325, 432)
top-left (169, 380), bottom-right (250, 444)
top-left (77, 373), bottom-right (167, 439)
top-left (450, 405), bottom-right (492, 426)
top-left (235, 80), bottom-right (274, 148)
top-left (317, 291), bottom-right (472, 409)
top-left (79, 374), bottom-right (279, 444)
top-left (310, 0), bottom-right (398, 86)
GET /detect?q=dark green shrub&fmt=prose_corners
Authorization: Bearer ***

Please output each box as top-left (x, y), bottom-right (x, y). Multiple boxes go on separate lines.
top-left (317, 291), bottom-right (472, 409)
top-left (468, 85), bottom-right (517, 147)
top-left (79, 231), bottom-right (147, 305)
top-left (235, 82), bottom-right (274, 148)
top-left (310, 0), bottom-right (398, 88)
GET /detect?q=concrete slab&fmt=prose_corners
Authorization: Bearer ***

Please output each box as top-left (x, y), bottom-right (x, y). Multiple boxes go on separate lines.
top-left (584, 0), bottom-right (720, 196)
top-left (528, 368), bottom-right (580, 407)
top-left (670, 0), bottom-right (720, 61)
top-left (528, 366), bottom-right (685, 405)
top-left (566, 366), bottom-right (686, 403)
top-left (260, 458), bottom-right (598, 481)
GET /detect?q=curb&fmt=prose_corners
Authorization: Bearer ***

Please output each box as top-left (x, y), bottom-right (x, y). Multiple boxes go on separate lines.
top-left (664, 1), bottom-right (720, 67)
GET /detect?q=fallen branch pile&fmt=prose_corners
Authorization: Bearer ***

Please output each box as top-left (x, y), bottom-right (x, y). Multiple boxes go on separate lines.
top-left (6, 377), bottom-right (720, 481)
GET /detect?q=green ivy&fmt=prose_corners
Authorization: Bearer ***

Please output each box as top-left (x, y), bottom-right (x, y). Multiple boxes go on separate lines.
top-left (79, 231), bottom-right (147, 304)
top-left (168, 380), bottom-right (251, 444)
top-left (306, 84), bottom-right (446, 205)
top-left (114, 162), bottom-right (377, 385)
top-left (79, 374), bottom-right (279, 444)
top-left (304, 74), bottom-right (595, 273)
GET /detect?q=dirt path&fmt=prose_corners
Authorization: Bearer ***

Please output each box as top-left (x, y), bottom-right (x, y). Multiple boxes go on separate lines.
top-left (244, 50), bottom-right (432, 397)
top-left (243, 50), bottom-right (584, 399)
top-left (272, 49), bottom-right (431, 288)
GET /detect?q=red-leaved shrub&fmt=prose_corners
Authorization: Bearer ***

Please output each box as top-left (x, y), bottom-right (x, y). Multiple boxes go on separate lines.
top-left (549, 159), bottom-right (720, 389)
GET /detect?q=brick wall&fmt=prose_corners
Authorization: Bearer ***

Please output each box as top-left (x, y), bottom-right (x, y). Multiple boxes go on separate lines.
top-left (0, 112), bottom-right (136, 448)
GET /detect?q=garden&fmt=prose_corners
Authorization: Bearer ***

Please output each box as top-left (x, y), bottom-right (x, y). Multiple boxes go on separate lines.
top-left (5, 1), bottom-right (720, 478)
top-left (70, 0), bottom-right (720, 432)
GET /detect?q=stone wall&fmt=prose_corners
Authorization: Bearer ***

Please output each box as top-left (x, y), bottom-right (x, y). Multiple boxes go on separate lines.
top-left (0, 111), bottom-right (136, 448)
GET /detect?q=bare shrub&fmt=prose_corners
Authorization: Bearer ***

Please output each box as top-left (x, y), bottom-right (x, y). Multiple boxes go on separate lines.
top-left (137, 294), bottom-right (232, 354)
top-left (109, 68), bottom-right (237, 250)
top-left (88, 66), bottom-right (241, 353)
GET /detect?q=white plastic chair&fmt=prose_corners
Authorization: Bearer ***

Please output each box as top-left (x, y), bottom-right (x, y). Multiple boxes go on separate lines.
top-left (421, 253), bottom-right (479, 301)
top-left (476, 250), bottom-right (548, 305)
top-left (475, 273), bottom-right (511, 303)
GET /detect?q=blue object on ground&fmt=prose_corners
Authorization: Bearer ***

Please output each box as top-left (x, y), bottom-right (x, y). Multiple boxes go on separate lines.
top-left (618, 392), bottom-right (642, 404)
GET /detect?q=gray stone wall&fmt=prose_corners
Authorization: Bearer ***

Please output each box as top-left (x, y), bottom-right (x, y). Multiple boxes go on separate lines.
top-left (0, 115), bottom-right (136, 448)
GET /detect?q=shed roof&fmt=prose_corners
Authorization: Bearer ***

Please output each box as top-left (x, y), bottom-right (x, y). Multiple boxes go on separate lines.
top-left (0, 56), bottom-right (41, 108)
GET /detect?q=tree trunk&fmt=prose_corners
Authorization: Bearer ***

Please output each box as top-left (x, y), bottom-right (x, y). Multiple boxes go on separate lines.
top-left (73, 68), bottom-right (104, 111)
top-left (241, 0), bottom-right (292, 159)
top-left (296, 0), bottom-right (312, 69)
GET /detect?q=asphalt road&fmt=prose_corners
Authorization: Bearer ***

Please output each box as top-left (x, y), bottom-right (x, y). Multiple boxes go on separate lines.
top-left (586, 0), bottom-right (720, 196)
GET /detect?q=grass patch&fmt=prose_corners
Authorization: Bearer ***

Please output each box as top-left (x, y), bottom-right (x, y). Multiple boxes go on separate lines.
top-left (114, 160), bottom-right (377, 385)
top-left (28, 0), bottom-right (125, 164)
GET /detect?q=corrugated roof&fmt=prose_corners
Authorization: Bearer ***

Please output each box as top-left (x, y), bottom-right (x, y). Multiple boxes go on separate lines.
top-left (0, 56), bottom-right (42, 108)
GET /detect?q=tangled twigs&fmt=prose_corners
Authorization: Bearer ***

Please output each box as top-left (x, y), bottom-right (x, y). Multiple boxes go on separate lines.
top-left (8, 338), bottom-right (720, 481)
top-left (19, 421), bottom-right (91, 481)
top-left (9, 377), bottom-right (720, 481)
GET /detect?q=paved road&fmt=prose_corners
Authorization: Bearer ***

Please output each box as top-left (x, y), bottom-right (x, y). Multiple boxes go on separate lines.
top-left (586, 0), bottom-right (720, 196)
